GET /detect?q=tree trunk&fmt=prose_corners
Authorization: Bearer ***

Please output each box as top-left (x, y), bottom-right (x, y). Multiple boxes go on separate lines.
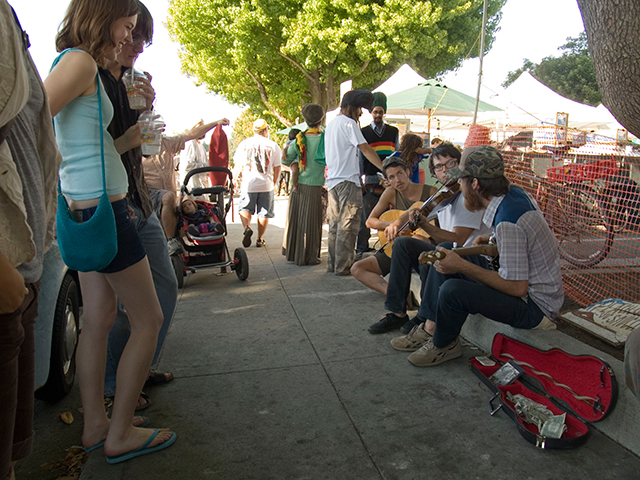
top-left (577, 0), bottom-right (640, 138)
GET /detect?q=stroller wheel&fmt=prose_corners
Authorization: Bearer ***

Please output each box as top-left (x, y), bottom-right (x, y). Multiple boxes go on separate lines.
top-left (234, 248), bottom-right (249, 281)
top-left (171, 254), bottom-right (185, 288)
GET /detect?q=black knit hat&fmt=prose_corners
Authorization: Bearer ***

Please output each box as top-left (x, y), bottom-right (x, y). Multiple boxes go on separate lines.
top-left (340, 90), bottom-right (374, 111)
top-left (301, 104), bottom-right (324, 126)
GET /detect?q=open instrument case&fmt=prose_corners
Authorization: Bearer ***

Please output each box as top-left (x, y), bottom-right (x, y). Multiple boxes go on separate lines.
top-left (469, 334), bottom-right (618, 449)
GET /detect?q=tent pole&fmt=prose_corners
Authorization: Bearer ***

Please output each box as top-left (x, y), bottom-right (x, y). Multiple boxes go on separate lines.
top-left (473, 0), bottom-right (488, 123)
top-left (428, 109), bottom-right (431, 133)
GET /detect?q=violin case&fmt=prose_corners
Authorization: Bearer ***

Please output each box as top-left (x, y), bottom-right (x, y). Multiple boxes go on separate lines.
top-left (469, 334), bottom-right (617, 449)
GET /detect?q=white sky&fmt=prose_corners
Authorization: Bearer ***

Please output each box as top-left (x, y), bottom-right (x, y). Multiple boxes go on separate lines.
top-left (15, 0), bottom-right (585, 134)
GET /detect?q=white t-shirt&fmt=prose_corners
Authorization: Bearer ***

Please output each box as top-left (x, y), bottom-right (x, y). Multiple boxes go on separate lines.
top-left (233, 134), bottom-right (282, 193)
top-left (437, 193), bottom-right (491, 246)
top-left (324, 114), bottom-right (367, 190)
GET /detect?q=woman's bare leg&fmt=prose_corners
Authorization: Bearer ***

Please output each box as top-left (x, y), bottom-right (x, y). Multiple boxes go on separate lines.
top-left (350, 257), bottom-right (387, 294)
top-left (102, 258), bottom-right (171, 455)
top-left (76, 271), bottom-right (118, 449)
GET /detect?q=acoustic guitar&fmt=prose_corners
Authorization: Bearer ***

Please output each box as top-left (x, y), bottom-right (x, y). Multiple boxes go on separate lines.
top-left (377, 203), bottom-right (431, 257)
top-left (377, 181), bottom-right (460, 258)
top-left (418, 244), bottom-right (499, 266)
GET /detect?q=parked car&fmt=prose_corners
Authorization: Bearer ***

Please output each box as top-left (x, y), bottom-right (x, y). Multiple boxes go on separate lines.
top-left (34, 242), bottom-right (80, 402)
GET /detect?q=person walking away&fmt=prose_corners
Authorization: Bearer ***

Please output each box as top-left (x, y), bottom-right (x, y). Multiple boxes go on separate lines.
top-left (233, 119), bottom-right (282, 247)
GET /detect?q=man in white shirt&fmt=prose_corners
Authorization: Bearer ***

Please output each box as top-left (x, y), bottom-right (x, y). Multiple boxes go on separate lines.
top-left (233, 119), bottom-right (282, 247)
top-left (324, 90), bottom-right (385, 275)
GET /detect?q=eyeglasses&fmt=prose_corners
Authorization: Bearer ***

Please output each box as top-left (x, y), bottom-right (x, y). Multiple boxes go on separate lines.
top-left (433, 159), bottom-right (459, 171)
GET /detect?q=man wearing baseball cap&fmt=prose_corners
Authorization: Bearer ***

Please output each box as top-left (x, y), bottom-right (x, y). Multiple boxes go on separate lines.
top-left (389, 145), bottom-right (563, 367)
top-left (233, 119), bottom-right (282, 247)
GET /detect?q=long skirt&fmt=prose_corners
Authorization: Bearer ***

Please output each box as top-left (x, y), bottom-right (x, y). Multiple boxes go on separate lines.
top-left (283, 184), bottom-right (324, 266)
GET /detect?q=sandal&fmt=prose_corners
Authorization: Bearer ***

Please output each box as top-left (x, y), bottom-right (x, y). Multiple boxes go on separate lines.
top-left (136, 392), bottom-right (152, 411)
top-left (144, 370), bottom-right (174, 388)
top-left (256, 238), bottom-right (266, 247)
top-left (242, 227), bottom-right (253, 247)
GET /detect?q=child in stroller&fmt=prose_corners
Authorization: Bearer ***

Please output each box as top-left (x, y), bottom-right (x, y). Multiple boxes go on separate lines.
top-left (181, 196), bottom-right (225, 237)
top-left (171, 166), bottom-right (249, 288)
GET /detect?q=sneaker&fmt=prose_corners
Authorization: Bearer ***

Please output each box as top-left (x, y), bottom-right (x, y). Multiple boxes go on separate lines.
top-left (167, 237), bottom-right (182, 256)
top-left (256, 238), bottom-right (266, 247)
top-left (242, 227), bottom-right (253, 247)
top-left (368, 313), bottom-right (407, 334)
top-left (399, 316), bottom-right (424, 335)
top-left (390, 323), bottom-right (431, 351)
top-left (407, 337), bottom-right (462, 367)
top-left (187, 224), bottom-right (201, 237)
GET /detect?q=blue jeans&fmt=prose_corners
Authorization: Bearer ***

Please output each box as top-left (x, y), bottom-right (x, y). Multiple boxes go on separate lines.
top-left (419, 242), bottom-right (544, 348)
top-left (384, 236), bottom-right (436, 318)
top-left (104, 202), bottom-right (178, 397)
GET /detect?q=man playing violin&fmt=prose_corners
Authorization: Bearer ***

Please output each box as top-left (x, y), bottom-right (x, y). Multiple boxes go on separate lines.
top-left (368, 143), bottom-right (491, 334)
top-left (390, 146), bottom-right (563, 367)
top-left (350, 156), bottom-right (432, 297)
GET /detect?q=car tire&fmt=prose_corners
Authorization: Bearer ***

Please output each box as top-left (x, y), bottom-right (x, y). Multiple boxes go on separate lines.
top-left (36, 274), bottom-right (80, 403)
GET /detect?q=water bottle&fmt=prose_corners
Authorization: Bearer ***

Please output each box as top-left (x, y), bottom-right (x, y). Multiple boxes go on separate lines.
top-left (138, 110), bottom-right (164, 156)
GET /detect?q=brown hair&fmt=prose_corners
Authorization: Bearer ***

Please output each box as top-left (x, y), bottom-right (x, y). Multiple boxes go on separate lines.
top-left (56, 0), bottom-right (139, 64)
top-left (134, 1), bottom-right (153, 46)
top-left (400, 133), bottom-right (423, 168)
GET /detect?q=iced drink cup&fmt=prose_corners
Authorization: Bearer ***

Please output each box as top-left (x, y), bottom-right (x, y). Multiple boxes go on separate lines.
top-left (123, 68), bottom-right (147, 110)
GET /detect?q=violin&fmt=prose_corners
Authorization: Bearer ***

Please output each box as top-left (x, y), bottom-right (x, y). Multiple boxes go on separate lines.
top-left (377, 180), bottom-right (460, 256)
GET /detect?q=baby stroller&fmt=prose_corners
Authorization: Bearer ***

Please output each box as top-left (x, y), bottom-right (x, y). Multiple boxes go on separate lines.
top-left (171, 166), bottom-right (248, 288)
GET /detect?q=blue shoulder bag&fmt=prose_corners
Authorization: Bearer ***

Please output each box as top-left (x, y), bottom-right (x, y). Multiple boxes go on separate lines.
top-left (56, 69), bottom-right (117, 272)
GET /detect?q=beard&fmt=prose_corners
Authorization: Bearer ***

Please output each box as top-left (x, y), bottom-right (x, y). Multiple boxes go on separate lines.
top-left (464, 187), bottom-right (485, 212)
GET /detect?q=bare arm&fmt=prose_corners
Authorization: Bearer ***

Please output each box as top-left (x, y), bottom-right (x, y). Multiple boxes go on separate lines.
top-left (185, 118), bottom-right (230, 141)
top-left (365, 187), bottom-right (396, 229)
top-left (44, 50), bottom-right (97, 117)
top-left (113, 124), bottom-right (142, 154)
top-left (357, 143), bottom-right (383, 170)
top-left (290, 163), bottom-right (299, 193)
top-left (433, 247), bottom-right (529, 297)
top-left (0, 252), bottom-right (28, 314)
top-left (273, 165), bottom-right (281, 188)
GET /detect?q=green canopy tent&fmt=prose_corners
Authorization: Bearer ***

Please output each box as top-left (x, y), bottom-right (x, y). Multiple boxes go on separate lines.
top-left (386, 80), bottom-right (502, 132)
top-left (276, 122), bottom-right (307, 135)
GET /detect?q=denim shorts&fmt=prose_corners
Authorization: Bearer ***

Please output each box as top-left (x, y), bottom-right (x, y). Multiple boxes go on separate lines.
top-left (74, 198), bottom-right (146, 273)
top-left (238, 191), bottom-right (275, 218)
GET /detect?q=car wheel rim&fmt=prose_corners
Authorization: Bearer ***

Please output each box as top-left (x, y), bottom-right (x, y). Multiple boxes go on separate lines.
top-left (63, 301), bottom-right (78, 376)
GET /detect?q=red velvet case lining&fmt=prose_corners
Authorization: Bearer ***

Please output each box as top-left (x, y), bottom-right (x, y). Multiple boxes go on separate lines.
top-left (488, 334), bottom-right (614, 423)
top-left (470, 361), bottom-right (589, 439)
top-left (469, 334), bottom-right (615, 439)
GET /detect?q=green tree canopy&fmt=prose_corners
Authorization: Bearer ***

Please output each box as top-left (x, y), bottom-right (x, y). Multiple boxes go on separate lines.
top-left (168, 0), bottom-right (505, 127)
top-left (502, 32), bottom-right (601, 106)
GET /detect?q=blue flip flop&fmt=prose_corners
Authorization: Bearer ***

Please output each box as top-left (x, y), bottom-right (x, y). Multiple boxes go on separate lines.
top-left (105, 429), bottom-right (177, 464)
top-left (84, 417), bottom-right (150, 453)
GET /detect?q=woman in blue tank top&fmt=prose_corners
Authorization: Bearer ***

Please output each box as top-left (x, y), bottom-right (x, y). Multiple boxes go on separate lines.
top-left (44, 0), bottom-right (175, 463)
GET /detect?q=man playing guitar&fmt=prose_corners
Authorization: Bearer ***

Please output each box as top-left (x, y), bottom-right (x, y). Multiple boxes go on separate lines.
top-left (390, 146), bottom-right (563, 367)
top-left (351, 156), bottom-right (431, 298)
top-left (367, 143), bottom-right (491, 334)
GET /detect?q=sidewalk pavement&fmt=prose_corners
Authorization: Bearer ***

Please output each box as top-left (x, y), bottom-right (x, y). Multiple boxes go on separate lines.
top-left (73, 197), bottom-right (640, 479)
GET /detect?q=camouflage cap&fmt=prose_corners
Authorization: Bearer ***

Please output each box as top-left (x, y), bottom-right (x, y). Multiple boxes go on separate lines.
top-left (446, 145), bottom-right (504, 180)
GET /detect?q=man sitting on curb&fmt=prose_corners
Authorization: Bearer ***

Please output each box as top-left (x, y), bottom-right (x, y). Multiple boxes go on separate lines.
top-left (390, 146), bottom-right (563, 367)
top-left (351, 156), bottom-right (432, 299)
top-left (367, 143), bottom-right (491, 334)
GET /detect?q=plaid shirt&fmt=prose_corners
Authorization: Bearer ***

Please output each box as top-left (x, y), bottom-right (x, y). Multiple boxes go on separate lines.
top-left (483, 186), bottom-right (564, 319)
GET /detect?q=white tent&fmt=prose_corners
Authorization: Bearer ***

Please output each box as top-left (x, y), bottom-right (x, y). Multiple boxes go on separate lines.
top-left (482, 72), bottom-right (617, 132)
